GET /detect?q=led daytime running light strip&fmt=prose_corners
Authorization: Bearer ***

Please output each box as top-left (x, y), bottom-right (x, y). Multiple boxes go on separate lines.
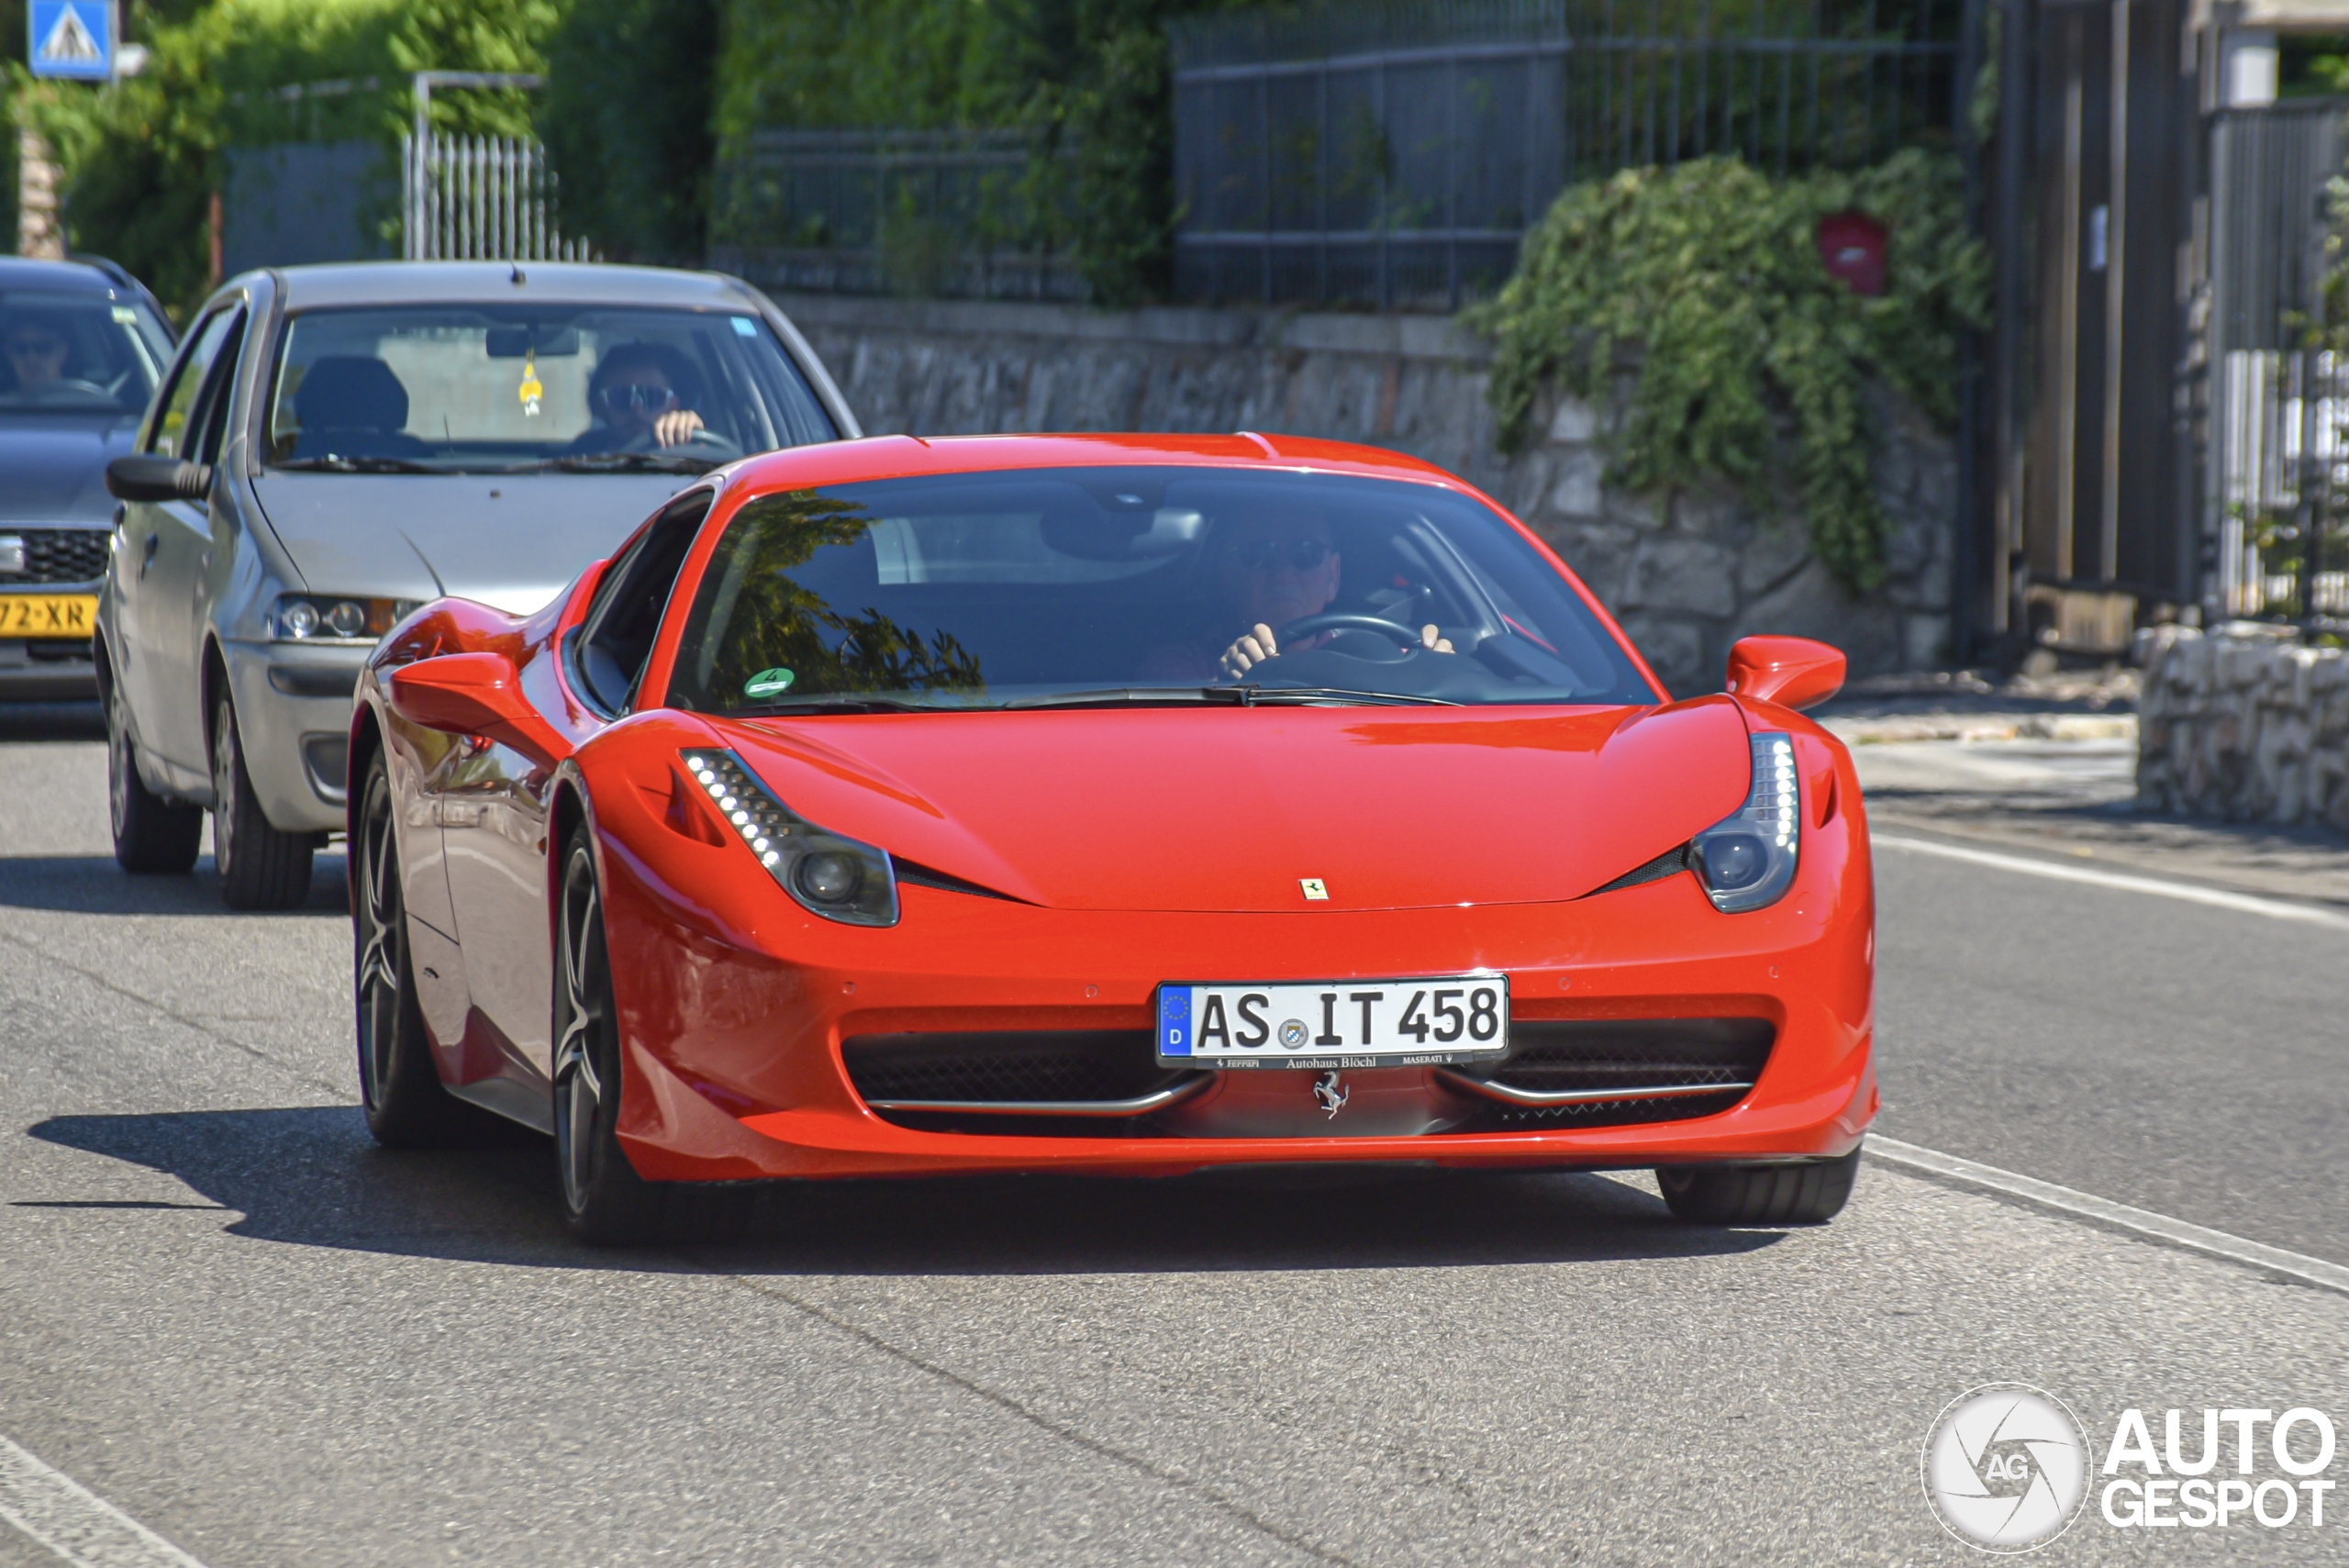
top-left (1751, 734), bottom-right (1797, 851)
top-left (677, 748), bottom-right (900, 927)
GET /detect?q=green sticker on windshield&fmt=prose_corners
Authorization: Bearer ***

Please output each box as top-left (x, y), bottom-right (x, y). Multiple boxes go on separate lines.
top-left (744, 667), bottom-right (796, 698)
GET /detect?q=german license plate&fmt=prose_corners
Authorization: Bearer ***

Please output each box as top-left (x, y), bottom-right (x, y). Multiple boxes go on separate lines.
top-left (0, 595), bottom-right (97, 639)
top-left (1155, 976), bottom-right (1509, 1069)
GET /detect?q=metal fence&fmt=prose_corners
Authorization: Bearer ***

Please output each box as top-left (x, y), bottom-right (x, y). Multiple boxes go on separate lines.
top-left (2205, 103), bottom-right (2349, 625)
top-left (401, 132), bottom-right (592, 262)
top-left (708, 128), bottom-right (1087, 303)
top-left (1171, 0), bottom-right (1963, 308)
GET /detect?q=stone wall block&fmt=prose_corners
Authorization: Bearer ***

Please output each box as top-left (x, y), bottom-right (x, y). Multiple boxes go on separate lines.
top-left (2137, 629), bottom-right (2349, 832)
top-left (1620, 535), bottom-right (1739, 617)
top-left (1549, 450), bottom-right (1604, 518)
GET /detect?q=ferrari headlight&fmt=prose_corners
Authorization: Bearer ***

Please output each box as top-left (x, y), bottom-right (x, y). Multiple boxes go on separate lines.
top-left (680, 749), bottom-right (899, 927)
top-left (1690, 731), bottom-right (1798, 913)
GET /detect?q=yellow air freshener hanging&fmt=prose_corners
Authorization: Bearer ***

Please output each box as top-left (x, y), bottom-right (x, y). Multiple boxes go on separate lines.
top-left (518, 353), bottom-right (544, 417)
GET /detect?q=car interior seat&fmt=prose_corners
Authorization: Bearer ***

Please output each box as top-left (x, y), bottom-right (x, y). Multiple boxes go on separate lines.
top-left (289, 357), bottom-right (427, 459)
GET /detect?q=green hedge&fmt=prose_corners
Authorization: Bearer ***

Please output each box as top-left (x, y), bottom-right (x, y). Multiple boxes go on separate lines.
top-left (1470, 151), bottom-right (1988, 591)
top-left (535, 0), bottom-right (717, 265)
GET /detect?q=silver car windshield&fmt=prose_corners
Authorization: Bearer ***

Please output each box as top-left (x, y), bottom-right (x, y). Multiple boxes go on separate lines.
top-left (262, 304), bottom-right (837, 474)
top-left (0, 289), bottom-right (174, 420)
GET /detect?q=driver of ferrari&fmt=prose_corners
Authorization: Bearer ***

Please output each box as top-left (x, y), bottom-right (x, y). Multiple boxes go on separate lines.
top-left (1139, 500), bottom-right (1453, 683)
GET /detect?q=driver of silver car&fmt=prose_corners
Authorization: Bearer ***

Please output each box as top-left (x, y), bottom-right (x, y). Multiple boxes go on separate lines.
top-left (571, 341), bottom-right (706, 452)
top-left (3, 317), bottom-right (72, 395)
top-left (1139, 503), bottom-right (1453, 683)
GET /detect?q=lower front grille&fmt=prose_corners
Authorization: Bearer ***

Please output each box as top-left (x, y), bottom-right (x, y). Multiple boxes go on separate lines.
top-left (1442, 1018), bottom-right (1774, 1129)
top-left (842, 1029), bottom-right (1202, 1133)
top-left (0, 528), bottom-right (109, 586)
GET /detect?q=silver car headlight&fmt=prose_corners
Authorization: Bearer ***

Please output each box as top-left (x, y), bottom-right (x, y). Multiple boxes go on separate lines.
top-left (1690, 731), bottom-right (1799, 914)
top-left (270, 594), bottom-right (419, 641)
top-left (680, 749), bottom-right (899, 927)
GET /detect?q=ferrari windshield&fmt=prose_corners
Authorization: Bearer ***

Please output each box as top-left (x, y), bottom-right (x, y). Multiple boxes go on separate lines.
top-left (0, 289), bottom-right (174, 419)
top-left (262, 304), bottom-right (836, 473)
top-left (667, 467), bottom-right (1656, 710)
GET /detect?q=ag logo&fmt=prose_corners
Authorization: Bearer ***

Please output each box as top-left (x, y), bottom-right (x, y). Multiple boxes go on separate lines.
top-left (1922, 1384), bottom-right (2092, 1552)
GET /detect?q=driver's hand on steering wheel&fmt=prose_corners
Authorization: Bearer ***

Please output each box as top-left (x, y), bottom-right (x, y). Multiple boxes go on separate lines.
top-left (1219, 621), bottom-right (1452, 680)
top-left (653, 409), bottom-right (706, 448)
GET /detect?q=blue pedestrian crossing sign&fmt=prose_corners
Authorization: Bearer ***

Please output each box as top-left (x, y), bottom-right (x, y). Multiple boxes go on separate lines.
top-left (28, 1), bottom-right (114, 81)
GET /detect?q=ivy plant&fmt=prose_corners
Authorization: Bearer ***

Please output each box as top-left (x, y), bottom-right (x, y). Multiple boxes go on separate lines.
top-left (1470, 150), bottom-right (1988, 591)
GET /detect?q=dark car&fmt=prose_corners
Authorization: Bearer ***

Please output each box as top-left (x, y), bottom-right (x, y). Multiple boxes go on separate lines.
top-left (0, 257), bottom-right (176, 700)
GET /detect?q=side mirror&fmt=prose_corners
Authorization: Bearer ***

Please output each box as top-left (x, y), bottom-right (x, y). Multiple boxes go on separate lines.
top-left (1725, 635), bottom-right (1846, 711)
top-left (106, 454), bottom-right (212, 504)
top-left (387, 651), bottom-right (568, 766)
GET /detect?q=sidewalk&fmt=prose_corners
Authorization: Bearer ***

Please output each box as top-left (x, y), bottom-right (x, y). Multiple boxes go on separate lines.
top-left (1819, 670), bottom-right (2349, 910)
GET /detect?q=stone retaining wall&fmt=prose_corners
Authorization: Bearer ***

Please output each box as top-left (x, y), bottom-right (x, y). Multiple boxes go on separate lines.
top-left (776, 292), bottom-right (1957, 695)
top-left (2136, 628), bottom-right (2349, 829)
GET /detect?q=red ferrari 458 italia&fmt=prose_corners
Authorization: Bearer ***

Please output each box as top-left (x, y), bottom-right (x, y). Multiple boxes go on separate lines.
top-left (349, 433), bottom-right (1876, 1242)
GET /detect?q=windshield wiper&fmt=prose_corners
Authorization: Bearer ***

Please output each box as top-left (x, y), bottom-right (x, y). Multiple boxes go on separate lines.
top-left (731, 695), bottom-right (950, 715)
top-left (516, 452), bottom-right (722, 475)
top-left (1003, 685), bottom-right (1454, 710)
top-left (271, 455), bottom-right (446, 474)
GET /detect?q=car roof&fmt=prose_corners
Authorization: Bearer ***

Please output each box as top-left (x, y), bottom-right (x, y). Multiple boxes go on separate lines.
top-left (266, 261), bottom-right (763, 311)
top-left (720, 431), bottom-right (1465, 495)
top-left (0, 256), bottom-right (144, 296)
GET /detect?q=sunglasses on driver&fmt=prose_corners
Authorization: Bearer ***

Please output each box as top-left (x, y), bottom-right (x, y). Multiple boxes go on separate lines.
top-left (595, 382), bottom-right (681, 415)
top-left (1223, 536), bottom-right (1335, 572)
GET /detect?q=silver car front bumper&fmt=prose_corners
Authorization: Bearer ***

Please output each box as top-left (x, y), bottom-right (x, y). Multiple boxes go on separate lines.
top-left (222, 639), bottom-right (372, 836)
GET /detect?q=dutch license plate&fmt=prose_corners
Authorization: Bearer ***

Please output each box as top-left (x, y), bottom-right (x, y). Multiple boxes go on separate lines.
top-left (0, 595), bottom-right (97, 639)
top-left (1156, 976), bottom-right (1509, 1069)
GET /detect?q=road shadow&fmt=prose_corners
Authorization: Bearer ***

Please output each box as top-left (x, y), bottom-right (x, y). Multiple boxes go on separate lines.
top-left (0, 852), bottom-right (349, 917)
top-left (24, 1106), bottom-right (1786, 1276)
top-left (0, 701), bottom-right (105, 742)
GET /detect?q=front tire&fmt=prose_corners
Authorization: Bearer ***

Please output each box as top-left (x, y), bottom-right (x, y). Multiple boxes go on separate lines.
top-left (553, 834), bottom-right (665, 1245)
top-left (107, 673), bottom-right (201, 874)
top-left (211, 692), bottom-right (313, 910)
top-left (1657, 1149), bottom-right (1862, 1226)
top-left (354, 748), bottom-right (495, 1147)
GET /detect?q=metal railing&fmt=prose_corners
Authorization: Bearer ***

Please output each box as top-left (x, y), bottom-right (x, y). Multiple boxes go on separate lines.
top-left (1170, 0), bottom-right (1961, 308)
top-left (400, 131), bottom-right (591, 262)
top-left (708, 128), bottom-right (1087, 303)
top-left (2205, 103), bottom-right (2349, 625)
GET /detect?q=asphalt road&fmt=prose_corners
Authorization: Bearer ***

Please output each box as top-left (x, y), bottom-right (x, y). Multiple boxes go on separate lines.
top-left (2, 715), bottom-right (2344, 1566)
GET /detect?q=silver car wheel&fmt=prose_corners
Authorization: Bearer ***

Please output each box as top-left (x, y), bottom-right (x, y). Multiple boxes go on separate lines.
top-left (210, 699), bottom-right (239, 878)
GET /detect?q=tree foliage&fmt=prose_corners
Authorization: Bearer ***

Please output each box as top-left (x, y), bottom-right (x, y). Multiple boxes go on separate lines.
top-left (536, 0), bottom-right (717, 264)
top-left (17, 0), bottom-right (557, 317)
top-left (1470, 150), bottom-right (1987, 590)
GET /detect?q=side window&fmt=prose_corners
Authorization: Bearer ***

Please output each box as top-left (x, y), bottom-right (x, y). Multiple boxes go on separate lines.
top-left (574, 491), bottom-right (716, 713)
top-left (145, 307), bottom-right (239, 457)
top-left (187, 312), bottom-right (250, 465)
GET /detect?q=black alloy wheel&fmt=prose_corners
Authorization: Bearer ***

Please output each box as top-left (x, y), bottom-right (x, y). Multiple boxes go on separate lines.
top-left (106, 673), bottom-right (201, 873)
top-left (353, 748), bottom-right (496, 1147)
top-left (1655, 1149), bottom-right (1863, 1226)
top-left (211, 692), bottom-right (313, 910)
top-left (553, 834), bottom-right (666, 1244)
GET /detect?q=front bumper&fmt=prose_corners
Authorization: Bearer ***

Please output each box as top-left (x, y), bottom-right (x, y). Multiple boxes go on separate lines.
top-left (595, 795), bottom-right (1878, 1184)
top-left (223, 639), bottom-right (372, 833)
top-left (0, 636), bottom-right (96, 700)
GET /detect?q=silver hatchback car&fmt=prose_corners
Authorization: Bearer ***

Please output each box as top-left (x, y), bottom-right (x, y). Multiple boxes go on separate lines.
top-left (98, 261), bottom-right (858, 908)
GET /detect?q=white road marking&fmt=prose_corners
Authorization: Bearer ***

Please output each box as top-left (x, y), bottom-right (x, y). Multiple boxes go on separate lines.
top-left (1868, 1136), bottom-right (2349, 1297)
top-left (1871, 832), bottom-right (2349, 933)
top-left (0, 1435), bottom-right (209, 1568)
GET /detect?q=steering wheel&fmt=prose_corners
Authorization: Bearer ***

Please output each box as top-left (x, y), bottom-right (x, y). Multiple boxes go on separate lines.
top-left (1278, 612), bottom-right (1426, 650)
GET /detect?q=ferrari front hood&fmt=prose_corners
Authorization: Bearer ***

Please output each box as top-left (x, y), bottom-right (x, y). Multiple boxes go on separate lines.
top-left (721, 699), bottom-right (1754, 914)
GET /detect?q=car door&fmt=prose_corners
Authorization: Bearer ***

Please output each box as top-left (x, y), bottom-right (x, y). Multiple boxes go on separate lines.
top-left (145, 307), bottom-right (250, 777)
top-left (440, 491), bottom-right (712, 1086)
top-left (117, 304), bottom-right (245, 784)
